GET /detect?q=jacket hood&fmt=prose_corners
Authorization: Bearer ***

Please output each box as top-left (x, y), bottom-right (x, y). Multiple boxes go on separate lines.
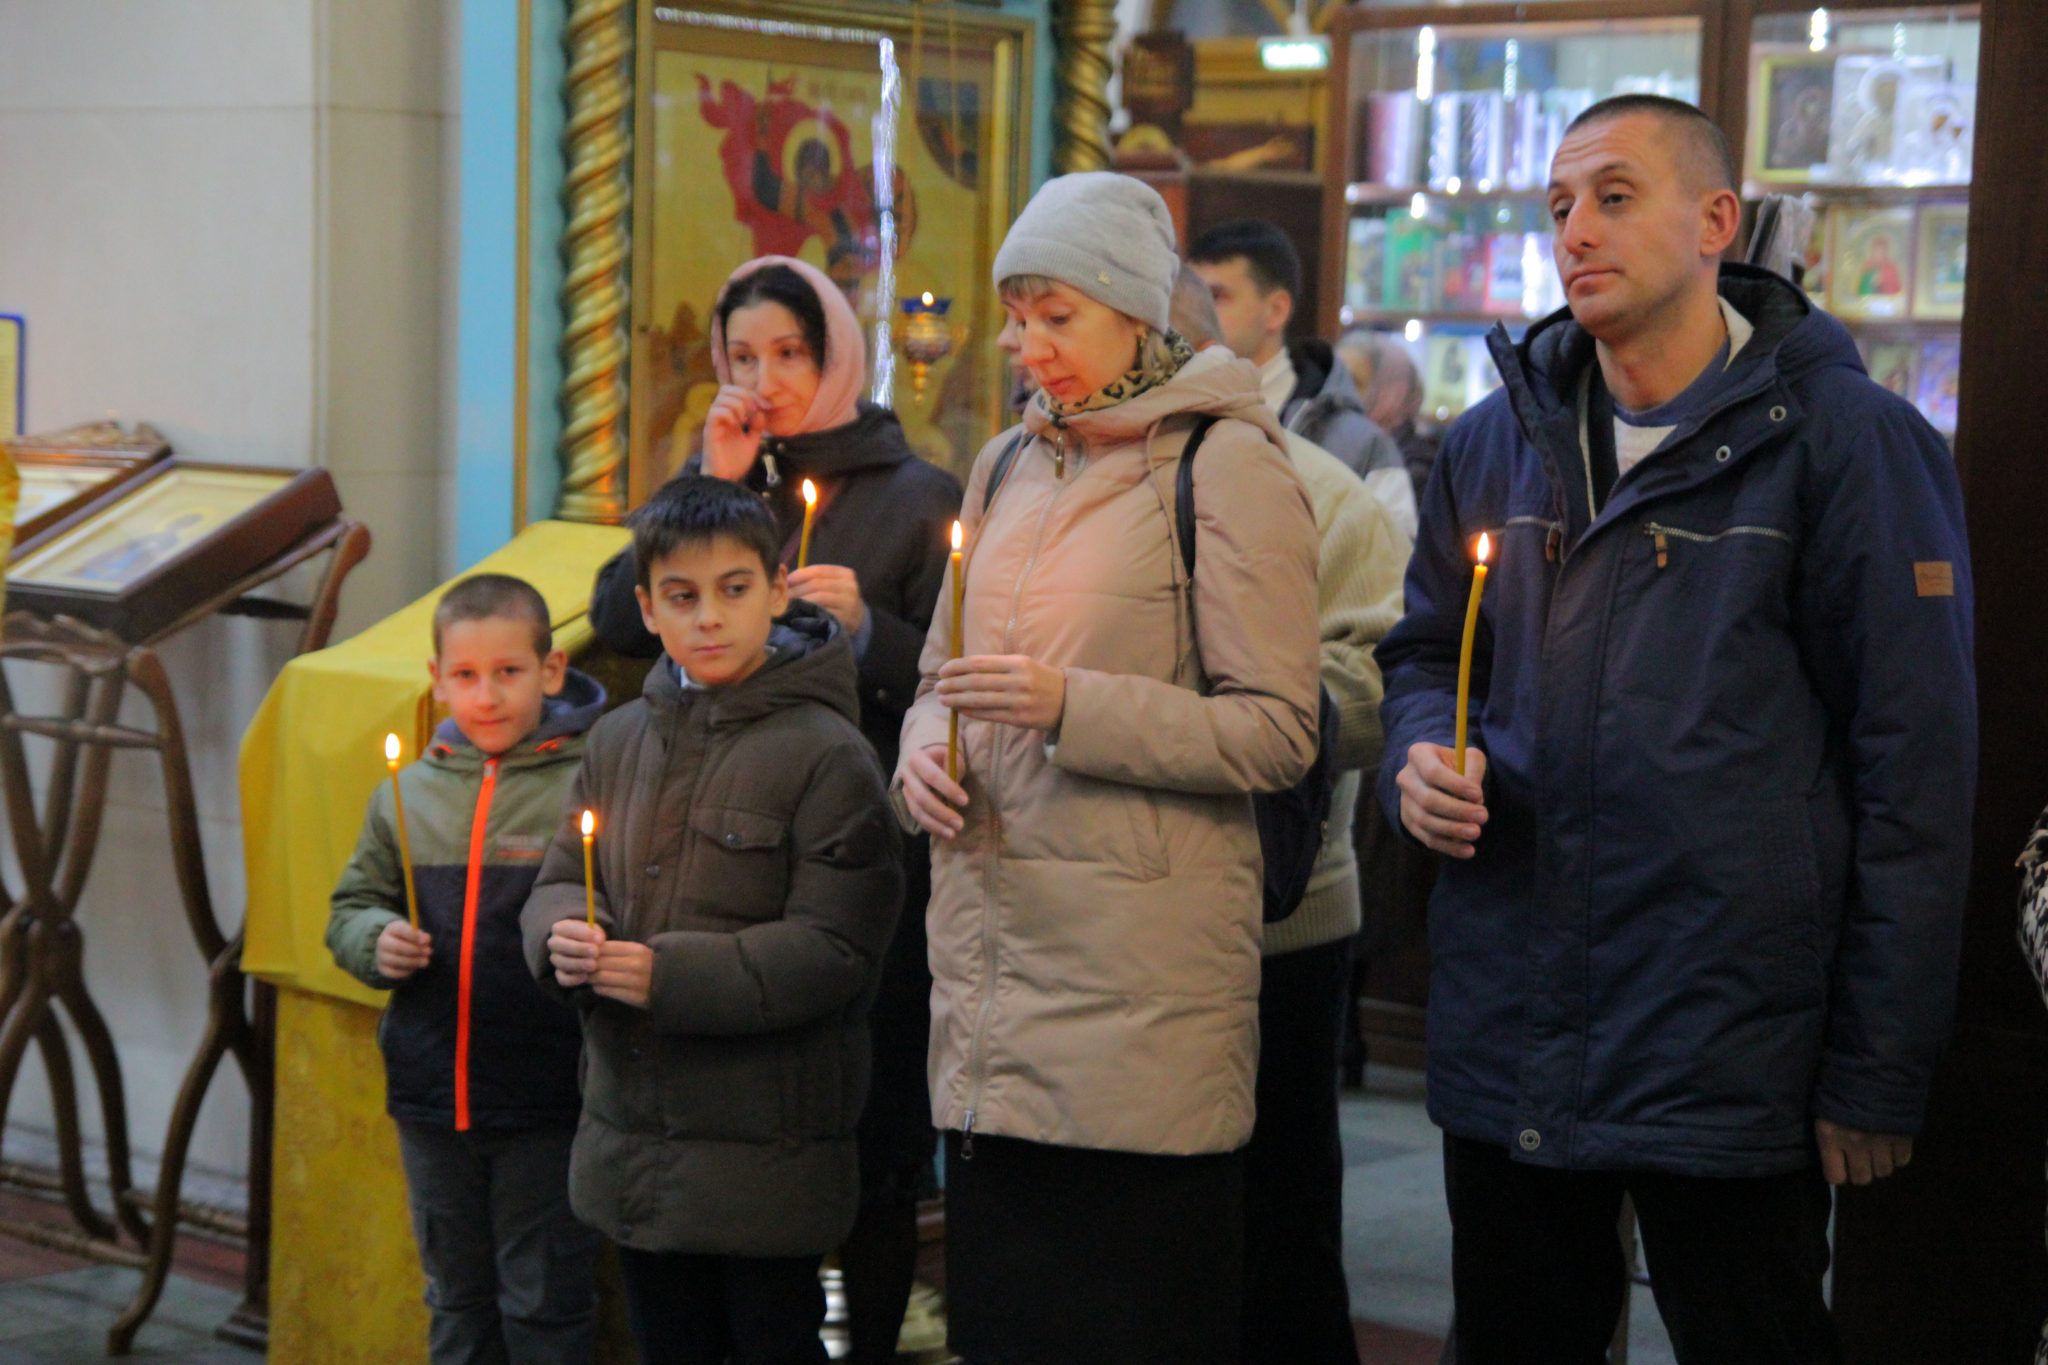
top-left (709, 254), bottom-right (866, 433)
top-left (641, 598), bottom-right (860, 730)
top-left (429, 667), bottom-right (607, 765)
top-left (1496, 263), bottom-right (1864, 430)
top-left (1019, 345), bottom-right (1291, 459)
top-left (1285, 337), bottom-right (1365, 419)
top-left (760, 401), bottom-right (913, 481)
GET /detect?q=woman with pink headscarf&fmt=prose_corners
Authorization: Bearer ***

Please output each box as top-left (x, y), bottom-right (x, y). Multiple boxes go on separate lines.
top-left (589, 255), bottom-right (962, 1363)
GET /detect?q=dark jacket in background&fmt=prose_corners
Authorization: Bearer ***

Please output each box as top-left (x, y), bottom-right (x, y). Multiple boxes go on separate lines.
top-left (1390, 417), bottom-right (1441, 505)
top-left (1376, 265), bottom-right (1976, 1179)
top-left (328, 672), bottom-right (606, 1131)
top-left (521, 605), bottom-right (903, 1257)
top-left (1283, 338), bottom-right (1406, 482)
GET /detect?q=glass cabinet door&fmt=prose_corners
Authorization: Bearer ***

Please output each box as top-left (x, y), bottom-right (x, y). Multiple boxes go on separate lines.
top-left (1742, 5), bottom-right (1978, 440)
top-left (1333, 11), bottom-right (1704, 425)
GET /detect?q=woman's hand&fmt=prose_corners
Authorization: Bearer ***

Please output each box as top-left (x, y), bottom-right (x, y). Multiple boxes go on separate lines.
top-left (901, 743), bottom-right (968, 840)
top-left (703, 384), bottom-right (769, 480)
top-left (937, 655), bottom-right (1067, 733)
top-left (788, 565), bottom-right (866, 636)
top-left (592, 940), bottom-right (655, 1010)
top-left (548, 918), bottom-right (604, 989)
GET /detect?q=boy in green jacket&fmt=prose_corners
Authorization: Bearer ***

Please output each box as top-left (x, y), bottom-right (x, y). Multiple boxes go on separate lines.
top-left (328, 574), bottom-right (605, 1364)
top-left (525, 476), bottom-right (901, 1364)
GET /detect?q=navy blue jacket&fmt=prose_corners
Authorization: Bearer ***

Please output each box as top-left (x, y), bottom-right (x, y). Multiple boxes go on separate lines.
top-left (1376, 266), bottom-right (1976, 1177)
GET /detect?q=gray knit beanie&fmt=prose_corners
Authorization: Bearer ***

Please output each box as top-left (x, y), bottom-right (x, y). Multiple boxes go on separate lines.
top-left (992, 172), bottom-right (1178, 332)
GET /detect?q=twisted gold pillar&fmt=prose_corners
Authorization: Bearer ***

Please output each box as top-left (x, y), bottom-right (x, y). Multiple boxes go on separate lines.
top-left (556, 0), bottom-right (632, 524)
top-left (1053, 0), bottom-right (1117, 174)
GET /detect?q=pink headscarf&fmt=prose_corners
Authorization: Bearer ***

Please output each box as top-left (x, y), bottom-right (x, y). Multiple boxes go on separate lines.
top-left (707, 255), bottom-right (867, 435)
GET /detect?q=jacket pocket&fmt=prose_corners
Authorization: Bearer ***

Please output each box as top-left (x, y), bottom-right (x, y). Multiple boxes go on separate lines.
top-left (1124, 791), bottom-right (1169, 881)
top-left (1754, 796), bottom-right (1825, 1007)
top-left (687, 806), bottom-right (790, 920)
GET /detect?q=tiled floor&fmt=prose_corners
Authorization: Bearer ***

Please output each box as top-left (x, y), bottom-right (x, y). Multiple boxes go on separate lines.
top-left (0, 1068), bottom-right (1682, 1364)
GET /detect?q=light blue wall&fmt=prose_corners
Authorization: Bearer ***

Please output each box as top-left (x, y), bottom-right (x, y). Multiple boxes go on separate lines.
top-left (455, 2), bottom-right (1055, 558)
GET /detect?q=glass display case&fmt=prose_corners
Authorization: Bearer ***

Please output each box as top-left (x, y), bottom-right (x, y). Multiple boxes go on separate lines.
top-left (1322, 2), bottom-right (1714, 425)
top-left (1731, 3), bottom-right (1978, 439)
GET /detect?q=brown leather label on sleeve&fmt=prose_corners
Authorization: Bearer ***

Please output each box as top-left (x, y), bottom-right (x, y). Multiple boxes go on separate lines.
top-left (1914, 562), bottom-right (1955, 597)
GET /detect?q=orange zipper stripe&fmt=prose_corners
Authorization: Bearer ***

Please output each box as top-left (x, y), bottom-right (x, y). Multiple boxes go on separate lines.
top-left (454, 758), bottom-right (498, 1132)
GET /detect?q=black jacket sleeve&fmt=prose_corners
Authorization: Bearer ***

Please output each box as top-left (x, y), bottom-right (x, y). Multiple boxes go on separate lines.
top-left (588, 548), bottom-right (663, 659)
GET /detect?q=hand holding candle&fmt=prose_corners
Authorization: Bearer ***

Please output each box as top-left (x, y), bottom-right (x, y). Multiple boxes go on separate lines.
top-left (384, 733), bottom-right (422, 930)
top-left (797, 479), bottom-right (818, 570)
top-left (1452, 532), bottom-right (1492, 777)
top-left (946, 519), bottom-right (964, 783)
top-left (580, 809), bottom-right (598, 927)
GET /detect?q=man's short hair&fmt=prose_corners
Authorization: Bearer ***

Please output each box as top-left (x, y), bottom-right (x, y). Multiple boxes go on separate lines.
top-left (434, 574), bottom-right (553, 657)
top-left (1187, 220), bottom-right (1302, 302)
top-left (631, 474), bottom-right (782, 589)
top-left (1563, 94), bottom-right (1738, 195)
top-left (1169, 263), bottom-right (1224, 349)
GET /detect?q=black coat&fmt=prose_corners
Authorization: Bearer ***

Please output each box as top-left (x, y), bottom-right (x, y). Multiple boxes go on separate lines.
top-left (589, 402), bottom-right (962, 1030)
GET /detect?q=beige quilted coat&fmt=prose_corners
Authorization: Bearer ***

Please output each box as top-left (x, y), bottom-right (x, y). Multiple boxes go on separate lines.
top-left (896, 346), bottom-right (1321, 1156)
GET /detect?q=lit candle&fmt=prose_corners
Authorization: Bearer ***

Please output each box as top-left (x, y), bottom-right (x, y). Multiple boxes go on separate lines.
top-left (797, 479), bottom-right (818, 570)
top-left (580, 809), bottom-right (597, 928)
top-left (1452, 533), bottom-right (1492, 777)
top-left (946, 520), bottom-right (964, 783)
top-left (384, 733), bottom-right (421, 930)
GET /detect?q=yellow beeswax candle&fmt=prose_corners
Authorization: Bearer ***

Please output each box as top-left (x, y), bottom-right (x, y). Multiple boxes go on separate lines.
top-left (946, 520), bottom-right (964, 783)
top-left (580, 809), bottom-right (597, 928)
top-left (797, 479), bottom-right (818, 569)
top-left (384, 733), bottom-right (421, 930)
top-left (1453, 533), bottom-right (1492, 777)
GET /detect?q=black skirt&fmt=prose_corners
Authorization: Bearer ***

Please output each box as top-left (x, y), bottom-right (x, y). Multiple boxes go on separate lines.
top-left (943, 1130), bottom-right (1246, 1365)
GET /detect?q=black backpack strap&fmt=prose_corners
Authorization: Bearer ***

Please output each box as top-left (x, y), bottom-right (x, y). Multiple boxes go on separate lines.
top-left (979, 428), bottom-right (1030, 516)
top-left (1172, 415), bottom-right (1223, 579)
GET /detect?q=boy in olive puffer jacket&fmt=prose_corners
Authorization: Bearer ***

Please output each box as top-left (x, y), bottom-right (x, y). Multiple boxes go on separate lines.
top-left (328, 574), bottom-right (605, 1365)
top-left (525, 476), bottom-right (901, 1364)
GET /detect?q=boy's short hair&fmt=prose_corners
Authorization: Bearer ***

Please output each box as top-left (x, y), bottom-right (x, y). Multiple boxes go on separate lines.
top-left (1187, 220), bottom-right (1303, 303)
top-left (631, 475), bottom-right (782, 588)
top-left (433, 574), bottom-right (553, 657)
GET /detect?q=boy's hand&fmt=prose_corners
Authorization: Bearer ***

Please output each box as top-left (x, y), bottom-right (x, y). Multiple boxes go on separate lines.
top-left (1816, 1119), bottom-right (1914, 1186)
top-left (548, 918), bottom-right (605, 988)
top-left (1396, 742), bottom-right (1489, 859)
top-left (375, 921), bottom-right (432, 980)
top-left (592, 941), bottom-right (655, 1009)
top-left (901, 743), bottom-right (968, 840)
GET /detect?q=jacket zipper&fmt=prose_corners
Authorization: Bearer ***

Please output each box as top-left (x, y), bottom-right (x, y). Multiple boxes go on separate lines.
top-left (1505, 514), bottom-right (1565, 564)
top-left (962, 439), bottom-right (1084, 1158)
top-left (453, 757), bottom-right (499, 1132)
top-left (1641, 520), bottom-right (1793, 569)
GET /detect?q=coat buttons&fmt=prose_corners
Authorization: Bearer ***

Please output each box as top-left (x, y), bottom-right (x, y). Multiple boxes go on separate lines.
top-left (1770, 405), bottom-right (1788, 422)
top-left (1518, 1128), bottom-right (1542, 1152)
top-left (1714, 446), bottom-right (1732, 463)
top-left (724, 832), bottom-right (742, 848)
top-left (645, 864), bottom-right (660, 879)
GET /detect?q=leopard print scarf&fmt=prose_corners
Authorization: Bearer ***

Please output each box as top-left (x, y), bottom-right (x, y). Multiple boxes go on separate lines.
top-left (1045, 329), bottom-right (1196, 420)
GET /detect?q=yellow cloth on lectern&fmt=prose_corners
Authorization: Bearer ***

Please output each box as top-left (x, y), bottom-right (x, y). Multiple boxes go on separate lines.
top-left (0, 440), bottom-right (18, 590)
top-left (240, 519), bottom-right (629, 1005)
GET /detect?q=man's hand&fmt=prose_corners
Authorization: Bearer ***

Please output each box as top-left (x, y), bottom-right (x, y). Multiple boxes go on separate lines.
top-left (592, 940), bottom-right (655, 1009)
top-left (788, 565), bottom-right (867, 636)
top-left (901, 743), bottom-right (967, 840)
top-left (936, 654), bottom-right (1067, 732)
top-left (1396, 742), bottom-right (1489, 858)
top-left (1815, 1119), bottom-right (1914, 1187)
top-left (375, 921), bottom-right (432, 981)
top-left (548, 918), bottom-right (604, 989)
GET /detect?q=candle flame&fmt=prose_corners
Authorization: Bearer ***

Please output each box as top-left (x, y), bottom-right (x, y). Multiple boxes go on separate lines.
top-left (384, 732), bottom-right (400, 764)
top-left (1476, 532), bottom-right (1492, 564)
top-left (581, 809), bottom-right (596, 838)
top-left (921, 291), bottom-right (935, 306)
top-left (951, 520), bottom-right (963, 552)
top-left (802, 478), bottom-right (817, 507)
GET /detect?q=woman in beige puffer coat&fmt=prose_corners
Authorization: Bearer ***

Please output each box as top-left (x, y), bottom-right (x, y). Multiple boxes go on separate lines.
top-left (895, 172), bottom-right (1321, 1365)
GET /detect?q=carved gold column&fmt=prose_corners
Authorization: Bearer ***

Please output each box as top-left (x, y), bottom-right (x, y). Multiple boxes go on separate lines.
top-left (1053, 0), bottom-right (1117, 174)
top-left (556, 0), bottom-right (632, 523)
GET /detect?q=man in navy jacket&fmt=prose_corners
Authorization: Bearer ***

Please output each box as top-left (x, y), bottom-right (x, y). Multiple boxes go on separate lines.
top-left (1378, 95), bottom-right (1975, 1363)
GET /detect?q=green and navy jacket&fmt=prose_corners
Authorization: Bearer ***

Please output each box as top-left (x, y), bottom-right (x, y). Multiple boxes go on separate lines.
top-left (328, 670), bottom-right (605, 1131)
